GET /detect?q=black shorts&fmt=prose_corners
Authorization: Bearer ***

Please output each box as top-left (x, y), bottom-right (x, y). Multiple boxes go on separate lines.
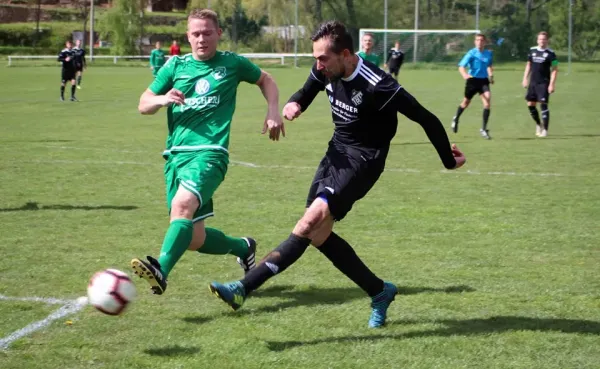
top-left (464, 78), bottom-right (490, 100)
top-left (389, 65), bottom-right (400, 76)
top-left (526, 82), bottom-right (550, 103)
top-left (75, 63), bottom-right (83, 72)
top-left (306, 142), bottom-right (386, 221)
top-left (61, 69), bottom-right (75, 83)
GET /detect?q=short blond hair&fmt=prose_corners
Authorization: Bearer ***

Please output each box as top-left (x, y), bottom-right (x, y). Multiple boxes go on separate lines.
top-left (188, 9), bottom-right (219, 28)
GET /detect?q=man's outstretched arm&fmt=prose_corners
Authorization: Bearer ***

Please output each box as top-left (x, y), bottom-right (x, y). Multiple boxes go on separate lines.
top-left (392, 88), bottom-right (465, 169)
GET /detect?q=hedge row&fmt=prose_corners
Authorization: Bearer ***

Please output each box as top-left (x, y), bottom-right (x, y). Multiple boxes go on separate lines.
top-left (0, 21), bottom-right (186, 50)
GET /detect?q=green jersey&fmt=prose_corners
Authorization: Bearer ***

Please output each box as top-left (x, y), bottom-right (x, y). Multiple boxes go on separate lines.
top-left (357, 51), bottom-right (381, 67)
top-left (150, 48), bottom-right (166, 68)
top-left (149, 51), bottom-right (261, 156)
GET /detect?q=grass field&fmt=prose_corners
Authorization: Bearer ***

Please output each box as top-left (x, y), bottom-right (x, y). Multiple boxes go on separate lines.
top-left (0, 64), bottom-right (599, 369)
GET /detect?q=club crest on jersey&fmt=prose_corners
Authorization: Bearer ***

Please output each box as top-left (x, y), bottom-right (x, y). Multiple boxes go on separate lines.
top-left (543, 52), bottom-right (548, 57)
top-left (351, 89), bottom-right (363, 106)
top-left (195, 79), bottom-right (210, 95)
top-left (213, 67), bottom-right (227, 80)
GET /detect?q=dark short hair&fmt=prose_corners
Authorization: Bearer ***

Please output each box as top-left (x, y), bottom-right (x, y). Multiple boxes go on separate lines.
top-left (475, 33), bottom-right (486, 40)
top-left (538, 31), bottom-right (549, 38)
top-left (311, 21), bottom-right (354, 54)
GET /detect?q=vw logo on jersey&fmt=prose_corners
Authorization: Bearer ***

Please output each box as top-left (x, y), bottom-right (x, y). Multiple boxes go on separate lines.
top-left (195, 79), bottom-right (210, 95)
top-left (213, 67), bottom-right (227, 80)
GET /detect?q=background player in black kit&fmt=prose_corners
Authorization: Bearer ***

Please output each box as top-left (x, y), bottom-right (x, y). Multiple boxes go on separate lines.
top-left (384, 40), bottom-right (404, 79)
top-left (57, 40), bottom-right (77, 101)
top-left (522, 31), bottom-right (558, 137)
top-left (72, 39), bottom-right (86, 90)
top-left (209, 21), bottom-right (466, 328)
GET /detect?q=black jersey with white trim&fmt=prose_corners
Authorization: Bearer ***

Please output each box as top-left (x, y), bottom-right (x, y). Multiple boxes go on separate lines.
top-left (527, 47), bottom-right (557, 83)
top-left (58, 48), bottom-right (75, 70)
top-left (288, 57), bottom-right (457, 169)
top-left (72, 46), bottom-right (86, 66)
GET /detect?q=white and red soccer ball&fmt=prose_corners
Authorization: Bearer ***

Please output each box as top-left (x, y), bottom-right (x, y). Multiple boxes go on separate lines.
top-left (87, 269), bottom-right (136, 315)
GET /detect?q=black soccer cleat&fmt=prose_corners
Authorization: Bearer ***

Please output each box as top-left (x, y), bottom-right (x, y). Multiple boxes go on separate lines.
top-left (60, 96), bottom-right (65, 102)
top-left (70, 97), bottom-right (79, 102)
top-left (237, 237), bottom-right (257, 275)
top-left (130, 256), bottom-right (167, 295)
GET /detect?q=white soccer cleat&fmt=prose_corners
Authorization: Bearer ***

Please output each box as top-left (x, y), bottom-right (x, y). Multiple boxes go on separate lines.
top-left (540, 129), bottom-right (548, 137)
top-left (535, 125), bottom-right (542, 137)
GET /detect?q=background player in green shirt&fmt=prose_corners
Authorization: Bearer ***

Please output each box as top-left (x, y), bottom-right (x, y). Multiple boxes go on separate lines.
top-left (149, 41), bottom-right (166, 77)
top-left (131, 8), bottom-right (284, 295)
top-left (357, 33), bottom-right (381, 67)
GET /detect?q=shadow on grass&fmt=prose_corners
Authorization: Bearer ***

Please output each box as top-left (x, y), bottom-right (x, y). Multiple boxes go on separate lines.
top-left (144, 345), bottom-right (200, 356)
top-left (182, 284), bottom-right (475, 324)
top-left (266, 316), bottom-right (600, 351)
top-left (0, 202), bottom-right (138, 212)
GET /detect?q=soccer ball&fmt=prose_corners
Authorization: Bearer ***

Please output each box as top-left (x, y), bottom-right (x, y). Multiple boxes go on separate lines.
top-left (87, 269), bottom-right (137, 315)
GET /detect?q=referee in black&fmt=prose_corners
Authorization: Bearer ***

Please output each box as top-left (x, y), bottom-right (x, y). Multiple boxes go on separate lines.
top-left (385, 40), bottom-right (404, 79)
top-left (209, 21), bottom-right (466, 329)
top-left (57, 40), bottom-right (78, 101)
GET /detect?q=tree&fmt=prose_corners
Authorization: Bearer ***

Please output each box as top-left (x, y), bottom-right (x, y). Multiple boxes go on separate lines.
top-left (73, 0), bottom-right (90, 45)
top-left (549, 0), bottom-right (600, 60)
top-left (100, 0), bottom-right (144, 55)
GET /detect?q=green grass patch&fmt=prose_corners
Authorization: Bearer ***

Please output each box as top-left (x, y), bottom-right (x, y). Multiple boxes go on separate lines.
top-left (0, 66), bottom-right (598, 368)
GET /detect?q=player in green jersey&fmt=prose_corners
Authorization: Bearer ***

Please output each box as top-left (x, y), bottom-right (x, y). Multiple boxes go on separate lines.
top-left (131, 8), bottom-right (284, 295)
top-left (357, 33), bottom-right (381, 67)
top-left (150, 41), bottom-right (166, 77)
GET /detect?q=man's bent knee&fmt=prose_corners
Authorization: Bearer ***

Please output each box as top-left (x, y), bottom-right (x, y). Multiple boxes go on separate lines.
top-left (171, 187), bottom-right (200, 220)
top-left (293, 197), bottom-right (330, 238)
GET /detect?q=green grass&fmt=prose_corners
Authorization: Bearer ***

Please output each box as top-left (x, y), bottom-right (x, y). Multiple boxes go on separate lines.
top-left (0, 65), bottom-right (599, 368)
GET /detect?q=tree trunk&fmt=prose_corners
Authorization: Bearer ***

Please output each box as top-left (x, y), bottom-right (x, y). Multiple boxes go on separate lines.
top-left (345, 0), bottom-right (357, 40)
top-left (315, 0), bottom-right (323, 23)
top-left (525, 0), bottom-right (533, 25)
top-left (427, 0), bottom-right (432, 22)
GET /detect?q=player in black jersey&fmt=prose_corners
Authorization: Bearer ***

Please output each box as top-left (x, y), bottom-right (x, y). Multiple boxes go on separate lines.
top-left (72, 39), bottom-right (87, 90)
top-left (209, 21), bottom-right (466, 328)
top-left (522, 32), bottom-right (558, 137)
top-left (57, 40), bottom-right (78, 101)
top-left (384, 41), bottom-right (404, 78)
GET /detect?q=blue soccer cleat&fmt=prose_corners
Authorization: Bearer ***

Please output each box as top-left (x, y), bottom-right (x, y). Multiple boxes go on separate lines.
top-left (209, 281), bottom-right (246, 311)
top-left (368, 282), bottom-right (398, 328)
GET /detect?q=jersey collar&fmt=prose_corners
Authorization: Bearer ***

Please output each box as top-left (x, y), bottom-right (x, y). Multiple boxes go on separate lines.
top-left (536, 47), bottom-right (548, 52)
top-left (342, 56), bottom-right (363, 82)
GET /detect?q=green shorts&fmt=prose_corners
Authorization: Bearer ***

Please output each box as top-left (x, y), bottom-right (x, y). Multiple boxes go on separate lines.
top-left (164, 150), bottom-right (229, 223)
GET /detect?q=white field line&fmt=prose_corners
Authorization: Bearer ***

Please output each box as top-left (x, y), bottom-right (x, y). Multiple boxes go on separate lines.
top-left (0, 295), bottom-right (88, 350)
top-left (16, 158), bottom-right (568, 178)
top-left (20, 145), bottom-right (572, 178)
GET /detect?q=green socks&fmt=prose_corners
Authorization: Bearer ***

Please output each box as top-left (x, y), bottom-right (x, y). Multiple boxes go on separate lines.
top-left (156, 222), bottom-right (249, 278)
top-left (158, 219), bottom-right (194, 278)
top-left (198, 228), bottom-right (249, 258)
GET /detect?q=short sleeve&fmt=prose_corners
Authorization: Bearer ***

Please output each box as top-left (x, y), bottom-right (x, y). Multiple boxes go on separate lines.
top-left (374, 75), bottom-right (402, 111)
top-left (458, 51), bottom-right (472, 67)
top-left (550, 52), bottom-right (559, 66)
top-left (149, 57), bottom-right (175, 95)
top-left (236, 54), bottom-right (262, 84)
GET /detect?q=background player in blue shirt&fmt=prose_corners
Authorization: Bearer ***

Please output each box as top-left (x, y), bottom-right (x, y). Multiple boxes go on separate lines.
top-left (451, 34), bottom-right (494, 139)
